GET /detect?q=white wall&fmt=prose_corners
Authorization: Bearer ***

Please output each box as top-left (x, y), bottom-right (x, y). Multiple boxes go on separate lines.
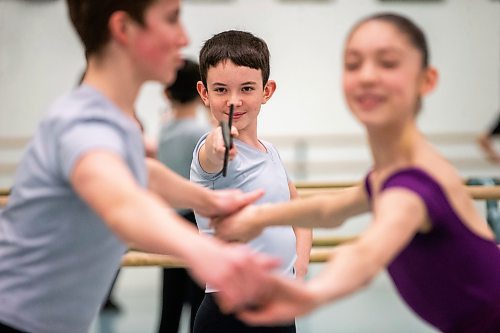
top-left (140, 0), bottom-right (500, 138)
top-left (0, 0), bottom-right (84, 136)
top-left (1, 0), bottom-right (499, 136)
top-left (0, 0), bottom-right (499, 185)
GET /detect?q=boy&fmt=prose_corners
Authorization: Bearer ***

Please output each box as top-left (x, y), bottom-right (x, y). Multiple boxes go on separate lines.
top-left (0, 3), bottom-right (276, 332)
top-left (190, 30), bottom-right (312, 333)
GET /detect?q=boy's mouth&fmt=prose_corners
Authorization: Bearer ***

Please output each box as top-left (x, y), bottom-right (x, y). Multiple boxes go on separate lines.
top-left (231, 112), bottom-right (245, 120)
top-left (224, 112), bottom-right (244, 119)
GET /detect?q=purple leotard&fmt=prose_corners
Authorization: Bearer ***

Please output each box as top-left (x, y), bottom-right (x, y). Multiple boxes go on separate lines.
top-left (365, 168), bottom-right (500, 332)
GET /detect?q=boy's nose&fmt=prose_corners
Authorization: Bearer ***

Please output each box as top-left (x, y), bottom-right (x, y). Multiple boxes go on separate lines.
top-left (227, 98), bottom-right (242, 107)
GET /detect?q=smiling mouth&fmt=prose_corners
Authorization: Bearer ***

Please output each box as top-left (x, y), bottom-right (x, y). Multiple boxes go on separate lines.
top-left (225, 112), bottom-right (244, 118)
top-left (356, 95), bottom-right (384, 110)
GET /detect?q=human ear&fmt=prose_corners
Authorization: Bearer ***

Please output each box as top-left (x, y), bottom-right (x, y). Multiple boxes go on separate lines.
top-left (108, 11), bottom-right (133, 46)
top-left (262, 80), bottom-right (277, 104)
top-left (419, 66), bottom-right (438, 97)
top-left (197, 81), bottom-right (210, 107)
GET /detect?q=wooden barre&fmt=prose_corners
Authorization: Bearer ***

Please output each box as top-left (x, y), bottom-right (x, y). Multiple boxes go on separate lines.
top-left (297, 185), bottom-right (500, 200)
top-left (121, 247), bottom-right (336, 268)
top-left (295, 179), bottom-right (500, 190)
top-left (295, 181), bottom-right (360, 189)
top-left (1, 185), bottom-right (498, 208)
top-left (312, 235), bottom-right (357, 247)
top-left (0, 179), bottom-right (497, 192)
top-left (466, 186), bottom-right (500, 200)
top-left (122, 251), bottom-right (186, 268)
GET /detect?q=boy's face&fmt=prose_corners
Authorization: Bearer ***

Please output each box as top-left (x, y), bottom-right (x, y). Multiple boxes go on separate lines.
top-left (197, 60), bottom-right (275, 134)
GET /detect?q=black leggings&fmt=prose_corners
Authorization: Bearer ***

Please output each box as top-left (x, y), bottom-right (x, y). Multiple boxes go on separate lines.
top-left (158, 211), bottom-right (205, 333)
top-left (194, 293), bottom-right (296, 333)
top-left (0, 321), bottom-right (28, 333)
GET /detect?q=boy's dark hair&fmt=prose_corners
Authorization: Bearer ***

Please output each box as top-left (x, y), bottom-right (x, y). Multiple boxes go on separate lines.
top-left (166, 59), bottom-right (201, 104)
top-left (66, 0), bottom-right (156, 57)
top-left (199, 30), bottom-right (271, 87)
top-left (349, 13), bottom-right (429, 68)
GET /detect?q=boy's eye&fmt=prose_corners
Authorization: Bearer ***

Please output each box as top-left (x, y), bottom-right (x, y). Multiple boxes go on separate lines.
top-left (213, 87), bottom-right (226, 93)
top-left (165, 13), bottom-right (179, 24)
top-left (242, 86), bottom-right (255, 92)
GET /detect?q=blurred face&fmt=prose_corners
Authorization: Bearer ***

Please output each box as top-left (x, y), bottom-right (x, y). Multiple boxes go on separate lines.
top-left (129, 0), bottom-right (189, 84)
top-left (197, 60), bottom-right (275, 135)
top-left (343, 20), bottom-right (427, 129)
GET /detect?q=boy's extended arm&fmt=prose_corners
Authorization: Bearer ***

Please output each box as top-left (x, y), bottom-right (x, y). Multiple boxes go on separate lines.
top-left (71, 150), bottom-right (275, 304)
top-left (289, 181), bottom-right (312, 280)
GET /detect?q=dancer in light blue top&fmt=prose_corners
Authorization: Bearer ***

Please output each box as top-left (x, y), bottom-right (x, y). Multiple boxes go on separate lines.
top-left (0, 2), bottom-right (278, 332)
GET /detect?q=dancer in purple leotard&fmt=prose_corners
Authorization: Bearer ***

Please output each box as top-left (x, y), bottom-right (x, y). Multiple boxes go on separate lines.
top-left (212, 13), bottom-right (500, 333)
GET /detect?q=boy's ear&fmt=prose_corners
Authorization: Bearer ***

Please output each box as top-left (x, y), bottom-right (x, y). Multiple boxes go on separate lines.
top-left (108, 11), bottom-right (133, 46)
top-left (420, 66), bottom-right (438, 97)
top-left (262, 80), bottom-right (276, 104)
top-left (196, 81), bottom-right (210, 107)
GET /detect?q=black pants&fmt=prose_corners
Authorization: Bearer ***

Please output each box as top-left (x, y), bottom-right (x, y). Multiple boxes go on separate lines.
top-left (158, 211), bottom-right (205, 333)
top-left (0, 321), bottom-right (28, 333)
top-left (194, 293), bottom-right (296, 333)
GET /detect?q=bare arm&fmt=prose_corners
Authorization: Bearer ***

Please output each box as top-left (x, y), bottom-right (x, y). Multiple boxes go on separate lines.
top-left (147, 157), bottom-right (262, 218)
top-left (306, 187), bottom-right (427, 302)
top-left (289, 181), bottom-right (312, 280)
top-left (214, 185), bottom-right (370, 242)
top-left (71, 150), bottom-right (276, 305)
top-left (477, 133), bottom-right (500, 163)
top-left (147, 157), bottom-right (211, 211)
top-left (234, 187), bottom-right (428, 325)
top-left (73, 151), bottom-right (225, 258)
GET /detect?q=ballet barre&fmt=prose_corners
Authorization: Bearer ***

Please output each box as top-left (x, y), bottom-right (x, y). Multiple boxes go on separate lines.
top-left (295, 181), bottom-right (360, 189)
top-left (296, 184), bottom-right (500, 200)
top-left (121, 247), bottom-right (337, 268)
top-left (122, 251), bottom-right (185, 268)
top-left (1, 184), bottom-right (498, 267)
top-left (312, 235), bottom-right (357, 247)
top-left (1, 185), bottom-right (499, 208)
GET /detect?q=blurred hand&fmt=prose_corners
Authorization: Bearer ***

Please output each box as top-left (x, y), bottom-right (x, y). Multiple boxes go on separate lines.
top-left (189, 242), bottom-right (280, 311)
top-left (222, 274), bottom-right (319, 326)
top-left (212, 205), bottom-right (265, 242)
top-left (196, 189), bottom-right (264, 218)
